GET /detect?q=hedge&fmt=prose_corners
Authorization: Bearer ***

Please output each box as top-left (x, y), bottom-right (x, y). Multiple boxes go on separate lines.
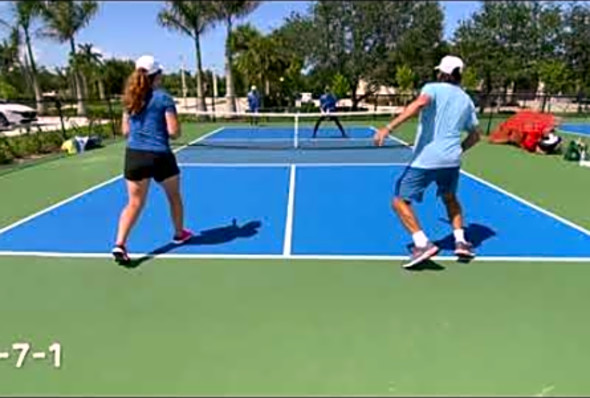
top-left (0, 117), bottom-right (121, 166)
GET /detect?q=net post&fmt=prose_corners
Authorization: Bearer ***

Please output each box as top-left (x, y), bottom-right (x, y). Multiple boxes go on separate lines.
top-left (294, 113), bottom-right (299, 149)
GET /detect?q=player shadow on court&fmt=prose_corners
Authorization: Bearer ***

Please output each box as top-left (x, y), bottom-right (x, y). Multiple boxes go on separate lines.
top-left (120, 219), bottom-right (262, 269)
top-left (404, 222), bottom-right (496, 271)
top-left (406, 260), bottom-right (447, 272)
top-left (434, 222), bottom-right (496, 254)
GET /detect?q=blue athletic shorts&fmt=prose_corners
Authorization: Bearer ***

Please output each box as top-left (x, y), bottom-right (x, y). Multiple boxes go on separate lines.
top-left (394, 166), bottom-right (460, 203)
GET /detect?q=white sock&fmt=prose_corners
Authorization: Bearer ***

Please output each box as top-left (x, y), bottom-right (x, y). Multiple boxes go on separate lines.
top-left (412, 231), bottom-right (429, 248)
top-left (454, 229), bottom-right (466, 244)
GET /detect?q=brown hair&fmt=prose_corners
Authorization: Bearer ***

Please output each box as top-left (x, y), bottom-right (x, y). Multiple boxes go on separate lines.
top-left (123, 68), bottom-right (159, 115)
top-left (437, 67), bottom-right (462, 85)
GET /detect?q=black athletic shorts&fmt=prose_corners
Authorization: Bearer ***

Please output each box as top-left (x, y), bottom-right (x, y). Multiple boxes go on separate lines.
top-left (124, 148), bottom-right (180, 182)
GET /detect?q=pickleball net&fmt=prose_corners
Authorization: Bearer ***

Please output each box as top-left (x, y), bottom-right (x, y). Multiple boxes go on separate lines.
top-left (176, 110), bottom-right (403, 150)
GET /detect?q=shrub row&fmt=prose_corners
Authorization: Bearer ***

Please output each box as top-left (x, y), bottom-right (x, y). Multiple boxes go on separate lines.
top-left (0, 117), bottom-right (121, 166)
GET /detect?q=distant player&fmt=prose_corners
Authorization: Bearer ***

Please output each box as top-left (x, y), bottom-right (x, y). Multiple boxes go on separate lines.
top-left (374, 55), bottom-right (482, 269)
top-left (247, 85), bottom-right (260, 126)
top-left (312, 86), bottom-right (347, 138)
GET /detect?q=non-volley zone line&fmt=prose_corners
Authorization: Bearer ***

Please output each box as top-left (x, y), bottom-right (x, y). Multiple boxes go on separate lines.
top-left (0, 127), bottom-right (225, 237)
top-left (0, 251), bottom-right (589, 263)
top-left (177, 162), bottom-right (410, 168)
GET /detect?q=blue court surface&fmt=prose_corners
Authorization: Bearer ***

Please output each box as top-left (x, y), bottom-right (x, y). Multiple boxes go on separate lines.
top-left (1, 125), bottom-right (590, 262)
top-left (559, 122), bottom-right (590, 137)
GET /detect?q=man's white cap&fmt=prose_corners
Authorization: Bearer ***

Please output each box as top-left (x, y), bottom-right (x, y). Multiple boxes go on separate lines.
top-left (251, 85), bottom-right (257, 91)
top-left (135, 55), bottom-right (163, 75)
top-left (435, 55), bottom-right (464, 74)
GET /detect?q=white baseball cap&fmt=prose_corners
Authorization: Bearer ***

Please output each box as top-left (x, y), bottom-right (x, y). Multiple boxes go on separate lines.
top-left (251, 85), bottom-right (257, 91)
top-left (135, 55), bottom-right (163, 75)
top-left (435, 55), bottom-right (464, 74)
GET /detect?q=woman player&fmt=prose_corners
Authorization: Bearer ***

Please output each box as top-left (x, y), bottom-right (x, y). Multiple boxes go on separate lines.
top-left (112, 55), bottom-right (193, 264)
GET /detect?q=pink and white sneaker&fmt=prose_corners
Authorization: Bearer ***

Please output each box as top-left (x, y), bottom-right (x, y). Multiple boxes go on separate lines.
top-left (455, 241), bottom-right (475, 259)
top-left (112, 244), bottom-right (130, 264)
top-left (403, 242), bottom-right (440, 269)
top-left (172, 229), bottom-right (194, 244)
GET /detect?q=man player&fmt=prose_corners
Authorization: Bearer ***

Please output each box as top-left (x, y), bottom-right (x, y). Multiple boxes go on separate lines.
top-left (312, 86), bottom-right (347, 138)
top-left (247, 85), bottom-right (260, 126)
top-left (374, 55), bottom-right (482, 269)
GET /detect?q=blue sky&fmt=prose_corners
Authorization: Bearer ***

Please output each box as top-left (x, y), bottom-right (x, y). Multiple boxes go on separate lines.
top-left (0, 1), bottom-right (481, 73)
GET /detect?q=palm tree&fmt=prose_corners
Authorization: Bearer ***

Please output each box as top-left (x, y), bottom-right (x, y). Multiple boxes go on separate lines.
top-left (211, 0), bottom-right (260, 112)
top-left (158, 0), bottom-right (216, 112)
top-left (0, 27), bottom-right (21, 98)
top-left (55, 66), bottom-right (75, 98)
top-left (77, 43), bottom-right (105, 100)
top-left (40, 1), bottom-right (99, 116)
top-left (0, 27), bottom-right (20, 75)
top-left (0, 1), bottom-right (45, 113)
top-left (231, 24), bottom-right (287, 103)
top-left (230, 24), bottom-right (263, 90)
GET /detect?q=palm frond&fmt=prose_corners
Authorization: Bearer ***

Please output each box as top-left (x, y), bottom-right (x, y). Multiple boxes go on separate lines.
top-left (157, 9), bottom-right (194, 38)
top-left (158, 1), bottom-right (217, 37)
top-left (0, 18), bottom-right (11, 31)
top-left (40, 1), bottom-right (99, 43)
top-left (15, 0), bottom-right (44, 30)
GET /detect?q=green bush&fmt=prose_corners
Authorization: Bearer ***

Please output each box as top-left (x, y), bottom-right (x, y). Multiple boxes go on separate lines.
top-left (39, 131), bottom-right (64, 154)
top-left (299, 101), bottom-right (319, 113)
top-left (0, 112), bottom-right (122, 168)
top-left (8, 134), bottom-right (42, 158)
top-left (0, 141), bottom-right (14, 164)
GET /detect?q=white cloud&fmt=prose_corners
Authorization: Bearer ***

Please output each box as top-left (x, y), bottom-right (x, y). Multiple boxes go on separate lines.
top-left (18, 43), bottom-right (42, 65)
top-left (93, 46), bottom-right (106, 56)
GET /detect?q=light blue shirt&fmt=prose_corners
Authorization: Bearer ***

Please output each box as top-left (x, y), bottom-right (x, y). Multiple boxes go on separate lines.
top-left (410, 82), bottom-right (479, 169)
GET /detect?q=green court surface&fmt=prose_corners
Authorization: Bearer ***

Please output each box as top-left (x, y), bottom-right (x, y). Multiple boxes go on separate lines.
top-left (1, 121), bottom-right (590, 396)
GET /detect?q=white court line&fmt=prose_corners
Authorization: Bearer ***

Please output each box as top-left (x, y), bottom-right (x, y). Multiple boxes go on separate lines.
top-left (173, 127), bottom-right (224, 152)
top-left (0, 127), bottom-right (225, 237)
top-left (0, 175), bottom-right (122, 236)
top-left (194, 137), bottom-right (381, 142)
top-left (283, 164), bottom-right (296, 256)
top-left (0, 250), bottom-right (588, 263)
top-left (178, 162), bottom-right (409, 168)
top-left (461, 170), bottom-right (590, 237)
top-left (376, 127), bottom-right (590, 238)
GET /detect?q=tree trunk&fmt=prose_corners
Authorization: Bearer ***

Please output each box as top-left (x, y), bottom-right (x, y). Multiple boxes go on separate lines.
top-left (69, 37), bottom-right (86, 116)
top-left (481, 71), bottom-right (492, 114)
top-left (21, 57), bottom-right (33, 96)
top-left (194, 32), bottom-right (207, 112)
top-left (24, 28), bottom-right (44, 115)
top-left (98, 78), bottom-right (105, 100)
top-left (68, 71), bottom-right (75, 99)
top-left (502, 82), bottom-right (509, 106)
top-left (81, 72), bottom-right (89, 101)
top-left (224, 17), bottom-right (236, 113)
top-left (351, 88), bottom-right (358, 111)
top-left (351, 78), bottom-right (360, 110)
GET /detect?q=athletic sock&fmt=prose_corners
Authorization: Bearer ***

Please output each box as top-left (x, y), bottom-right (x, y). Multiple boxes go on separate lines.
top-left (454, 228), bottom-right (466, 244)
top-left (412, 231), bottom-right (429, 248)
